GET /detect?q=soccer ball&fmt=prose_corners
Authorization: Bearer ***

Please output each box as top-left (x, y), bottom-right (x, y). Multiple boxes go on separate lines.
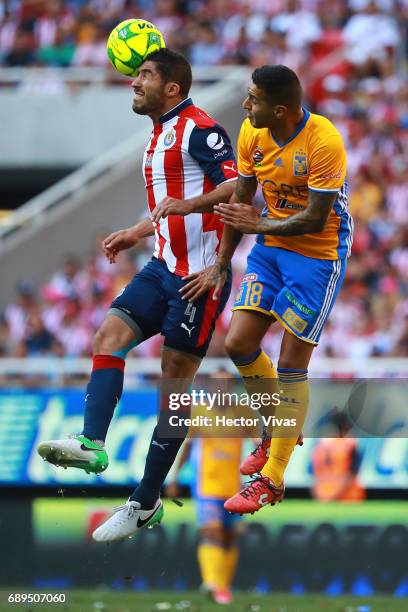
top-left (107, 19), bottom-right (166, 77)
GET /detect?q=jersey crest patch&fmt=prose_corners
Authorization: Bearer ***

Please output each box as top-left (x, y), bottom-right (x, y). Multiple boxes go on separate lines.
top-left (293, 150), bottom-right (308, 176)
top-left (163, 129), bottom-right (176, 149)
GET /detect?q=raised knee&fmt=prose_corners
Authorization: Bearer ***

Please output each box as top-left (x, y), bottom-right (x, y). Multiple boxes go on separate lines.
top-left (277, 356), bottom-right (291, 370)
top-left (161, 351), bottom-right (188, 377)
top-left (93, 326), bottom-right (117, 355)
top-left (278, 349), bottom-right (308, 370)
top-left (225, 332), bottom-right (254, 359)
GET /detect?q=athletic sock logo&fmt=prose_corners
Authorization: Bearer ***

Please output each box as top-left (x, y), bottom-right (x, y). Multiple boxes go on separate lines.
top-left (152, 440), bottom-right (169, 451)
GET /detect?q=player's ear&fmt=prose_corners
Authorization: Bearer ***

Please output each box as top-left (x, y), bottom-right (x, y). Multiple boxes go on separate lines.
top-left (165, 81), bottom-right (181, 98)
top-left (274, 105), bottom-right (287, 119)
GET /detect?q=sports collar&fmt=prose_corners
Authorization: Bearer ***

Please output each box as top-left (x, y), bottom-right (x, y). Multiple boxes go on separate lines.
top-left (159, 98), bottom-right (193, 124)
top-left (270, 108), bottom-right (310, 147)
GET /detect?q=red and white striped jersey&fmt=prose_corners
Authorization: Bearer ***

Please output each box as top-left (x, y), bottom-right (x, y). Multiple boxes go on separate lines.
top-left (142, 98), bottom-right (237, 276)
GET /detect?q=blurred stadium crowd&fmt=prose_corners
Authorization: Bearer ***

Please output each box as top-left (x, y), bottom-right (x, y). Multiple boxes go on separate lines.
top-left (0, 0), bottom-right (407, 360)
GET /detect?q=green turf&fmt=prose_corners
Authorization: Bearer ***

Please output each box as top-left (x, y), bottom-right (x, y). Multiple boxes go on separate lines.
top-left (0, 590), bottom-right (405, 612)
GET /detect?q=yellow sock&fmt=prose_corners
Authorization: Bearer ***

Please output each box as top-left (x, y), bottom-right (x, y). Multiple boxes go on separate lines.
top-left (219, 546), bottom-right (239, 590)
top-left (261, 369), bottom-right (308, 485)
top-left (197, 543), bottom-right (224, 588)
top-left (234, 349), bottom-right (277, 383)
top-left (234, 349), bottom-right (279, 433)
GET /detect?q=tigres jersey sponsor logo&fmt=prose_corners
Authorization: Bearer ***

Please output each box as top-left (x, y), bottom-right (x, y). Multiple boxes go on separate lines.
top-left (260, 178), bottom-right (308, 199)
top-left (284, 290), bottom-right (315, 316)
top-left (318, 170), bottom-right (342, 180)
top-left (274, 198), bottom-right (304, 210)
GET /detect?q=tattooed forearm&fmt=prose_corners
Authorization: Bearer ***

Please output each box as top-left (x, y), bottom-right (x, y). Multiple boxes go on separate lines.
top-left (260, 189), bottom-right (337, 236)
top-left (231, 175), bottom-right (258, 205)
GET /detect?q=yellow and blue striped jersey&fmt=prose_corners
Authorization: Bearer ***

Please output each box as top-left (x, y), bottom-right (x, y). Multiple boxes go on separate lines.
top-left (238, 110), bottom-right (353, 260)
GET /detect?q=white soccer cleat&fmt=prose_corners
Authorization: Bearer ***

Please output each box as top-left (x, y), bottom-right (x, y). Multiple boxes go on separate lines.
top-left (92, 498), bottom-right (164, 542)
top-left (36, 434), bottom-right (109, 474)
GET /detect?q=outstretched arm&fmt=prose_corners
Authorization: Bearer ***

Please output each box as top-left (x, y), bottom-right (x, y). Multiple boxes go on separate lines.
top-left (215, 189), bottom-right (337, 236)
top-left (103, 217), bottom-right (154, 264)
top-left (152, 121), bottom-right (238, 222)
top-left (151, 179), bottom-right (236, 222)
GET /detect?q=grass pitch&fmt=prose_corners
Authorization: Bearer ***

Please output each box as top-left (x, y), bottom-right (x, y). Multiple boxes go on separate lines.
top-left (13, 500), bottom-right (408, 610)
top-left (0, 590), bottom-right (406, 612)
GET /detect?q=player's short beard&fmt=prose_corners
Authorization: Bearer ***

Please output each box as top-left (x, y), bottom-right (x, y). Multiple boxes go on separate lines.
top-left (252, 114), bottom-right (270, 129)
top-left (250, 115), bottom-right (261, 128)
top-left (132, 91), bottom-right (163, 116)
top-left (132, 98), bottom-right (152, 115)
top-left (132, 102), bottom-right (149, 115)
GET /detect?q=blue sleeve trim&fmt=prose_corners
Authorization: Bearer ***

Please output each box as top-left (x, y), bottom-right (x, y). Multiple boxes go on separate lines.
top-left (308, 186), bottom-right (340, 193)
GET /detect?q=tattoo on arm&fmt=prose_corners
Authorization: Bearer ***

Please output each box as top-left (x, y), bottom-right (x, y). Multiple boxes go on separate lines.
top-left (261, 189), bottom-right (337, 236)
top-left (231, 175), bottom-right (258, 205)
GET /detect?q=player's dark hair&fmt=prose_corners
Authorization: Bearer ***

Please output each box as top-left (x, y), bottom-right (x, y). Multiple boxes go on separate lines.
top-left (252, 65), bottom-right (302, 110)
top-left (144, 48), bottom-right (192, 98)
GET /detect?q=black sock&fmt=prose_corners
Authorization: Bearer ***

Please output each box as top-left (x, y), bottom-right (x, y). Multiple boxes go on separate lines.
top-left (130, 417), bottom-right (188, 508)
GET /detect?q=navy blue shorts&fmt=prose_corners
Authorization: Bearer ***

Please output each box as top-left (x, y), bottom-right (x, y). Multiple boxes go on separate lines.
top-left (110, 257), bottom-right (232, 358)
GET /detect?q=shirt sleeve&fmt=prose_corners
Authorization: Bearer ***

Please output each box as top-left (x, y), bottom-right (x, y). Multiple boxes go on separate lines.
top-left (308, 131), bottom-right (347, 192)
top-left (237, 119), bottom-right (256, 178)
top-left (188, 124), bottom-right (237, 185)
